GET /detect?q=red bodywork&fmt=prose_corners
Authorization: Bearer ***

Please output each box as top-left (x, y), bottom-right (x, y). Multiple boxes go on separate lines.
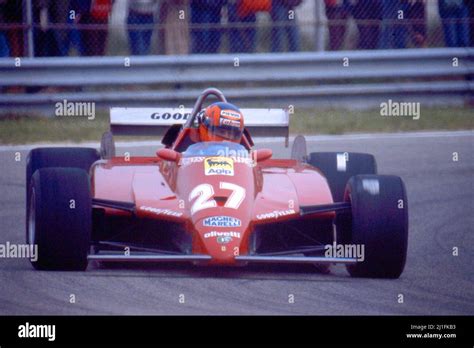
top-left (91, 145), bottom-right (334, 265)
top-left (92, 162), bottom-right (335, 264)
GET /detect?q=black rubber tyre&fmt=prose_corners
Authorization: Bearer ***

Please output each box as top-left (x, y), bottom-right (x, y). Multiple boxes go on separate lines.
top-left (26, 147), bottom-right (99, 214)
top-left (307, 152), bottom-right (377, 202)
top-left (345, 175), bottom-right (408, 279)
top-left (27, 168), bottom-right (91, 270)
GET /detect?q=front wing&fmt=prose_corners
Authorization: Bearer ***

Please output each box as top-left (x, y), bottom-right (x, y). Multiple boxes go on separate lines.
top-left (91, 199), bottom-right (359, 265)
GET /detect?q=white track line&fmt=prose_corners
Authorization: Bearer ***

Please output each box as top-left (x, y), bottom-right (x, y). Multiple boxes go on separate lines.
top-left (0, 130), bottom-right (472, 152)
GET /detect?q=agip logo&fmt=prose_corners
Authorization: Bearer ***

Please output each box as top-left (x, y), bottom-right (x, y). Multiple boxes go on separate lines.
top-left (204, 157), bottom-right (234, 176)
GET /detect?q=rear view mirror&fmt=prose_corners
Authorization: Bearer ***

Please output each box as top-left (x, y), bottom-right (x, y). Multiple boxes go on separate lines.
top-left (157, 148), bottom-right (180, 162)
top-left (255, 148), bottom-right (272, 162)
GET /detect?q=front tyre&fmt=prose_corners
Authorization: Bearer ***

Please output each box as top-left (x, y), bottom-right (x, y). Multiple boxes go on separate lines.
top-left (345, 175), bottom-right (408, 279)
top-left (28, 168), bottom-right (91, 271)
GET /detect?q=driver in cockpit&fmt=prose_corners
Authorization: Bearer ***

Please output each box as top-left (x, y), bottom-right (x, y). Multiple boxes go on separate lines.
top-left (198, 102), bottom-right (244, 143)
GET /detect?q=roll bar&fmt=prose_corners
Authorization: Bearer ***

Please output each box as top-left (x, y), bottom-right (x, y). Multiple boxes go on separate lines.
top-left (184, 88), bottom-right (227, 128)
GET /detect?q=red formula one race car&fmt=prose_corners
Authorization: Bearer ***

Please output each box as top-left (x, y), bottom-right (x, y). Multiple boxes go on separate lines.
top-left (26, 88), bottom-right (408, 278)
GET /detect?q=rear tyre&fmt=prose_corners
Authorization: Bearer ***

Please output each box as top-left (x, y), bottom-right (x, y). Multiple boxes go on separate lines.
top-left (307, 152), bottom-right (377, 202)
top-left (345, 175), bottom-right (408, 279)
top-left (27, 168), bottom-right (91, 270)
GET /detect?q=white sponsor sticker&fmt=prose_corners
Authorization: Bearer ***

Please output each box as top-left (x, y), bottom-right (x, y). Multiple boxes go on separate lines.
top-left (217, 236), bottom-right (233, 244)
top-left (203, 216), bottom-right (241, 227)
top-left (140, 205), bottom-right (183, 217)
top-left (221, 110), bottom-right (241, 119)
top-left (220, 118), bottom-right (241, 128)
top-left (204, 231), bottom-right (241, 239)
top-left (180, 156), bottom-right (205, 166)
top-left (256, 209), bottom-right (296, 220)
top-left (204, 157), bottom-right (234, 176)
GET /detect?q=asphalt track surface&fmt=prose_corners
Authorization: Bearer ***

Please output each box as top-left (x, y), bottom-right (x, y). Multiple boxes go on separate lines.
top-left (0, 131), bottom-right (472, 315)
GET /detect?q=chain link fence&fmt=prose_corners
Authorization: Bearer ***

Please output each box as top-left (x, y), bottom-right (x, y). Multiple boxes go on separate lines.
top-left (0, 0), bottom-right (472, 57)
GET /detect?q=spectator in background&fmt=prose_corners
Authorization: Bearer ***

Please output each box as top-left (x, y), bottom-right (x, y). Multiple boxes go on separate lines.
top-left (466, 0), bottom-right (474, 47)
top-left (379, 0), bottom-right (408, 49)
top-left (160, 0), bottom-right (189, 55)
top-left (438, 0), bottom-right (470, 47)
top-left (127, 0), bottom-right (158, 55)
top-left (404, 0), bottom-right (426, 48)
top-left (4, 0), bottom-right (22, 57)
top-left (190, 0), bottom-right (225, 53)
top-left (324, 0), bottom-right (351, 50)
top-left (352, 0), bottom-right (382, 49)
top-left (270, 0), bottom-right (302, 52)
top-left (66, 3), bottom-right (84, 55)
top-left (0, 0), bottom-right (10, 57)
top-left (228, 0), bottom-right (263, 53)
top-left (378, 0), bottom-right (426, 49)
top-left (32, 0), bottom-right (70, 57)
top-left (71, 0), bottom-right (113, 56)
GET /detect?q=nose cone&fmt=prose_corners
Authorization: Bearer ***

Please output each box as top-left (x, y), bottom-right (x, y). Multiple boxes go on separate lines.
top-left (195, 215), bottom-right (247, 264)
top-left (176, 157), bottom-right (255, 264)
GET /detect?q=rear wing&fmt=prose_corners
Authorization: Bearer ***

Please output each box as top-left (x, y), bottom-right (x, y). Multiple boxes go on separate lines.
top-left (110, 107), bottom-right (290, 146)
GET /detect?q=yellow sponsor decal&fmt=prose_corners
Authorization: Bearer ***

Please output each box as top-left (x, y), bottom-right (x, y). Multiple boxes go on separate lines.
top-left (204, 157), bottom-right (234, 176)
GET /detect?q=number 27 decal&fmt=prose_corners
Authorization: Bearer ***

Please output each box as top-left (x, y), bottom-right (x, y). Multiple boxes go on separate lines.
top-left (189, 182), bottom-right (245, 215)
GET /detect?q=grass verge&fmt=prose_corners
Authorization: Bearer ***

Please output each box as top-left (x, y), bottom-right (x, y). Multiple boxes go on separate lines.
top-left (0, 107), bottom-right (472, 144)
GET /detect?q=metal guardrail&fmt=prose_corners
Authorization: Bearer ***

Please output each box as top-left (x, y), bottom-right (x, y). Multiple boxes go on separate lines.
top-left (0, 48), bottom-right (473, 112)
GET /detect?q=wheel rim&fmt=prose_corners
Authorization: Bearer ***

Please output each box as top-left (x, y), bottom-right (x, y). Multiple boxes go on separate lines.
top-left (28, 188), bottom-right (36, 246)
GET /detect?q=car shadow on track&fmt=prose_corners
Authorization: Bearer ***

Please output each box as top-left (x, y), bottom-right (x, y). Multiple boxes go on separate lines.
top-left (86, 261), bottom-right (351, 282)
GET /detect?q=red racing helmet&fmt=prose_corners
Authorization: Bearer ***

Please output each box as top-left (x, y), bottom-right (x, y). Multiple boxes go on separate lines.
top-left (199, 102), bottom-right (244, 142)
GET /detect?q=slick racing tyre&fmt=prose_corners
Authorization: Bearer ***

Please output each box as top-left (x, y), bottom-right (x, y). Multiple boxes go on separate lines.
top-left (26, 147), bottom-right (99, 204)
top-left (26, 147), bottom-right (99, 242)
top-left (27, 168), bottom-right (92, 270)
top-left (307, 152), bottom-right (377, 202)
top-left (344, 175), bottom-right (408, 279)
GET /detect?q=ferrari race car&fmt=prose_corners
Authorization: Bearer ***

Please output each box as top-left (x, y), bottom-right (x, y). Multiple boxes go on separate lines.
top-left (26, 88), bottom-right (408, 278)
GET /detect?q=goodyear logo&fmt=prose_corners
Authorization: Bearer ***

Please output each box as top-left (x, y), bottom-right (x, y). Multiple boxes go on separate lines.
top-left (204, 157), bottom-right (234, 176)
top-left (203, 216), bottom-right (241, 227)
top-left (256, 209), bottom-right (296, 220)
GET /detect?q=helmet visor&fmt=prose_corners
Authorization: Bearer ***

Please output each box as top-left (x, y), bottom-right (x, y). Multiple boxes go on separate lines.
top-left (204, 118), bottom-right (242, 141)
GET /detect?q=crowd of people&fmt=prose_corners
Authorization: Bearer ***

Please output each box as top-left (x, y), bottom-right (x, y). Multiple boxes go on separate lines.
top-left (325, 0), bottom-right (472, 50)
top-left (0, 0), bottom-right (472, 58)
